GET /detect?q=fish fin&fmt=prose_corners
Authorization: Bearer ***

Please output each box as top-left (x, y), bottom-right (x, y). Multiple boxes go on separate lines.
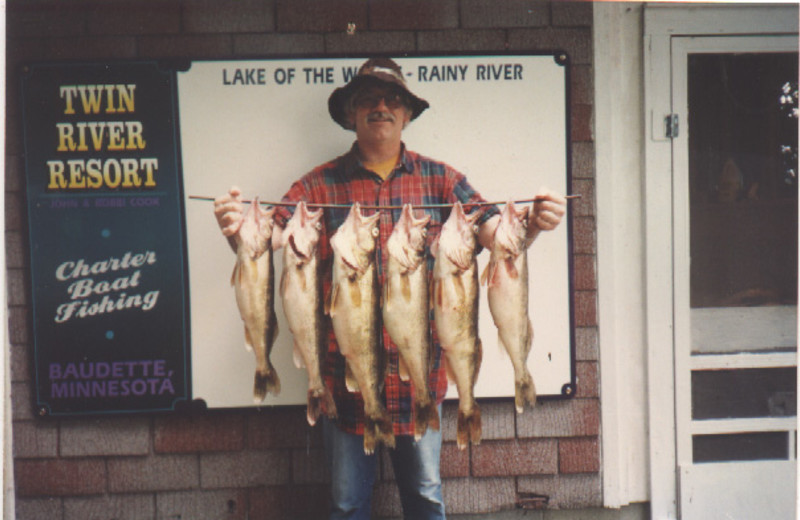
top-left (456, 404), bottom-right (482, 450)
top-left (378, 415), bottom-right (396, 449)
top-left (292, 341), bottom-right (305, 369)
top-left (479, 261), bottom-right (491, 286)
top-left (504, 257), bottom-right (519, 279)
top-left (349, 279), bottom-right (361, 308)
top-left (322, 387), bottom-right (338, 420)
top-left (469, 404), bottom-right (482, 445)
top-left (398, 357), bottom-right (410, 382)
top-left (515, 370), bottom-right (537, 413)
top-left (363, 419), bottom-right (377, 455)
top-left (327, 282), bottom-right (338, 316)
top-left (253, 366), bottom-right (281, 402)
top-left (307, 386), bottom-right (337, 426)
top-left (382, 277), bottom-right (390, 310)
top-left (493, 260), bottom-right (504, 286)
top-left (368, 408), bottom-right (395, 451)
top-left (253, 373), bottom-right (267, 404)
top-left (243, 327), bottom-right (254, 353)
top-left (267, 363), bottom-right (281, 396)
top-left (345, 363), bottom-right (359, 393)
top-left (401, 274), bottom-right (412, 302)
top-left (414, 398), bottom-right (440, 441)
top-left (230, 263), bottom-right (238, 287)
top-left (306, 390), bottom-right (320, 426)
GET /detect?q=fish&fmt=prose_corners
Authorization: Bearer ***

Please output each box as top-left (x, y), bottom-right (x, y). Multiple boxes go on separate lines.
top-left (383, 203), bottom-right (439, 440)
top-left (482, 200), bottom-right (535, 413)
top-left (328, 202), bottom-right (394, 454)
top-left (280, 201), bottom-right (337, 426)
top-left (432, 201), bottom-right (482, 450)
top-left (231, 197), bottom-right (280, 403)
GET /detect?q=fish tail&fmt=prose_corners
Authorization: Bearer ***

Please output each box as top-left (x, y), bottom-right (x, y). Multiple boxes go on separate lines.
top-left (306, 390), bottom-right (321, 426)
top-left (515, 370), bottom-right (537, 413)
top-left (364, 408), bottom-right (395, 454)
top-left (456, 403), bottom-right (482, 450)
top-left (322, 387), bottom-right (338, 420)
top-left (253, 366), bottom-right (281, 403)
top-left (306, 387), bottom-right (338, 426)
top-left (363, 422), bottom-right (377, 455)
top-left (376, 410), bottom-right (396, 449)
top-left (413, 398), bottom-right (441, 441)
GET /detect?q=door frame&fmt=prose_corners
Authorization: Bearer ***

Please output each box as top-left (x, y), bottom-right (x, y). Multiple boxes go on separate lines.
top-left (670, 33), bottom-right (798, 520)
top-left (643, 5), bottom-right (798, 519)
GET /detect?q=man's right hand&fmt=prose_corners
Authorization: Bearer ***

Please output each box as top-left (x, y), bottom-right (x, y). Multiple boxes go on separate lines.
top-left (214, 186), bottom-right (245, 237)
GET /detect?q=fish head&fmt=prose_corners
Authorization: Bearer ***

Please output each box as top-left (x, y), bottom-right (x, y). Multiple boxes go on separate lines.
top-left (396, 203), bottom-right (431, 252)
top-left (354, 203), bottom-right (381, 256)
top-left (388, 204), bottom-right (430, 270)
top-left (493, 199), bottom-right (529, 257)
top-left (438, 201), bottom-right (479, 270)
top-left (239, 197), bottom-right (275, 257)
top-left (285, 201), bottom-right (323, 260)
top-left (331, 202), bottom-right (380, 273)
top-left (404, 204), bottom-right (431, 253)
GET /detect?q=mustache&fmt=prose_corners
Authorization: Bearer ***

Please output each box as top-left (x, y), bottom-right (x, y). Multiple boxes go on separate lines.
top-left (366, 111), bottom-right (395, 123)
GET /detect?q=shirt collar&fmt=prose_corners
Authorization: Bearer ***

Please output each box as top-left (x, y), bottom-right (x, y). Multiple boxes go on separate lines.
top-left (344, 142), bottom-right (414, 178)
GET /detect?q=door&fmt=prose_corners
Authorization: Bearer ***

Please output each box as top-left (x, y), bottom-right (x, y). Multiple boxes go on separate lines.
top-left (671, 35), bottom-right (798, 519)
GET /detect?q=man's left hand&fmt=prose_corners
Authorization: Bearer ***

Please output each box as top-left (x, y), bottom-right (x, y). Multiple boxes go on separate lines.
top-left (526, 187), bottom-right (567, 245)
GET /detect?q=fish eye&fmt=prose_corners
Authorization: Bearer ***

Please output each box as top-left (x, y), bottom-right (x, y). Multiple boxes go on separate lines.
top-left (371, 227), bottom-right (380, 237)
top-left (315, 222), bottom-right (322, 231)
top-left (472, 224), bottom-right (479, 235)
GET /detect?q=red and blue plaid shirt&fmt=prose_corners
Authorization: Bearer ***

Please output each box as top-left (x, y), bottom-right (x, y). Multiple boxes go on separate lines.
top-left (275, 142), bottom-right (498, 436)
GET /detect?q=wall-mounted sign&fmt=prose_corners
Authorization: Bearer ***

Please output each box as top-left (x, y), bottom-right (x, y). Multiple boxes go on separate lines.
top-left (179, 54), bottom-right (575, 409)
top-left (21, 61), bottom-right (190, 416)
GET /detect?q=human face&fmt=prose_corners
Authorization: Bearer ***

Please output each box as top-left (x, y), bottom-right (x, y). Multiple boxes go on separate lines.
top-left (348, 85), bottom-right (412, 147)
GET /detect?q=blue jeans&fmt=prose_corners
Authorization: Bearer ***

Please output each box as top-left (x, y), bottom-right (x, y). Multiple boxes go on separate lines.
top-left (323, 414), bottom-right (445, 520)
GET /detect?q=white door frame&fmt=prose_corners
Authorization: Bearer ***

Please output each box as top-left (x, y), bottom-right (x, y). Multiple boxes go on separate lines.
top-left (670, 33), bottom-right (797, 520)
top-left (643, 4), bottom-right (798, 519)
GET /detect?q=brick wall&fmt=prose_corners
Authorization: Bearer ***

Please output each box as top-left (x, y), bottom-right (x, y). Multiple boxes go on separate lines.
top-left (5, 0), bottom-right (598, 518)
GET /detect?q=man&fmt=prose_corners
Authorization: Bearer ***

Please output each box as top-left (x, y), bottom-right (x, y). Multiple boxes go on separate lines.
top-left (214, 57), bottom-right (566, 520)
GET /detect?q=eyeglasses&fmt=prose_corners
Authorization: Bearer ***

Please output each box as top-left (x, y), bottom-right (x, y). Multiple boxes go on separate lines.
top-left (353, 90), bottom-right (408, 110)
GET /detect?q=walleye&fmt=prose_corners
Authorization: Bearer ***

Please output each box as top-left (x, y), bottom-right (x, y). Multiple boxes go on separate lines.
top-left (328, 202), bottom-right (394, 454)
top-left (383, 204), bottom-right (439, 440)
top-left (280, 201), bottom-right (337, 426)
top-left (432, 201), bottom-right (482, 450)
top-left (231, 197), bottom-right (280, 403)
top-left (482, 200), bottom-right (535, 413)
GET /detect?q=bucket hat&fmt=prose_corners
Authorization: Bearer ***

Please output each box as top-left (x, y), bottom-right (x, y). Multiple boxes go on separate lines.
top-left (328, 57), bottom-right (430, 130)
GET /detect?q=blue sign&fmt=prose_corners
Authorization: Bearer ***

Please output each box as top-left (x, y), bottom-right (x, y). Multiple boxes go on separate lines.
top-left (22, 61), bottom-right (190, 415)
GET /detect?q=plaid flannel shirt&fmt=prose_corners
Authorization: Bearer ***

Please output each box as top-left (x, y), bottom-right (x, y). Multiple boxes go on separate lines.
top-left (275, 142), bottom-right (499, 436)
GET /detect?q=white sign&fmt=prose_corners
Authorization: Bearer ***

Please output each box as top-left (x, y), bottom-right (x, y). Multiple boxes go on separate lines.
top-left (178, 55), bottom-right (573, 409)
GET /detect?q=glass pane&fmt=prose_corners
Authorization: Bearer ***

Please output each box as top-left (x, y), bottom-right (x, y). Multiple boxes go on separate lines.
top-left (692, 367), bottom-right (797, 419)
top-left (688, 53), bottom-right (798, 309)
top-left (693, 432), bottom-right (789, 463)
